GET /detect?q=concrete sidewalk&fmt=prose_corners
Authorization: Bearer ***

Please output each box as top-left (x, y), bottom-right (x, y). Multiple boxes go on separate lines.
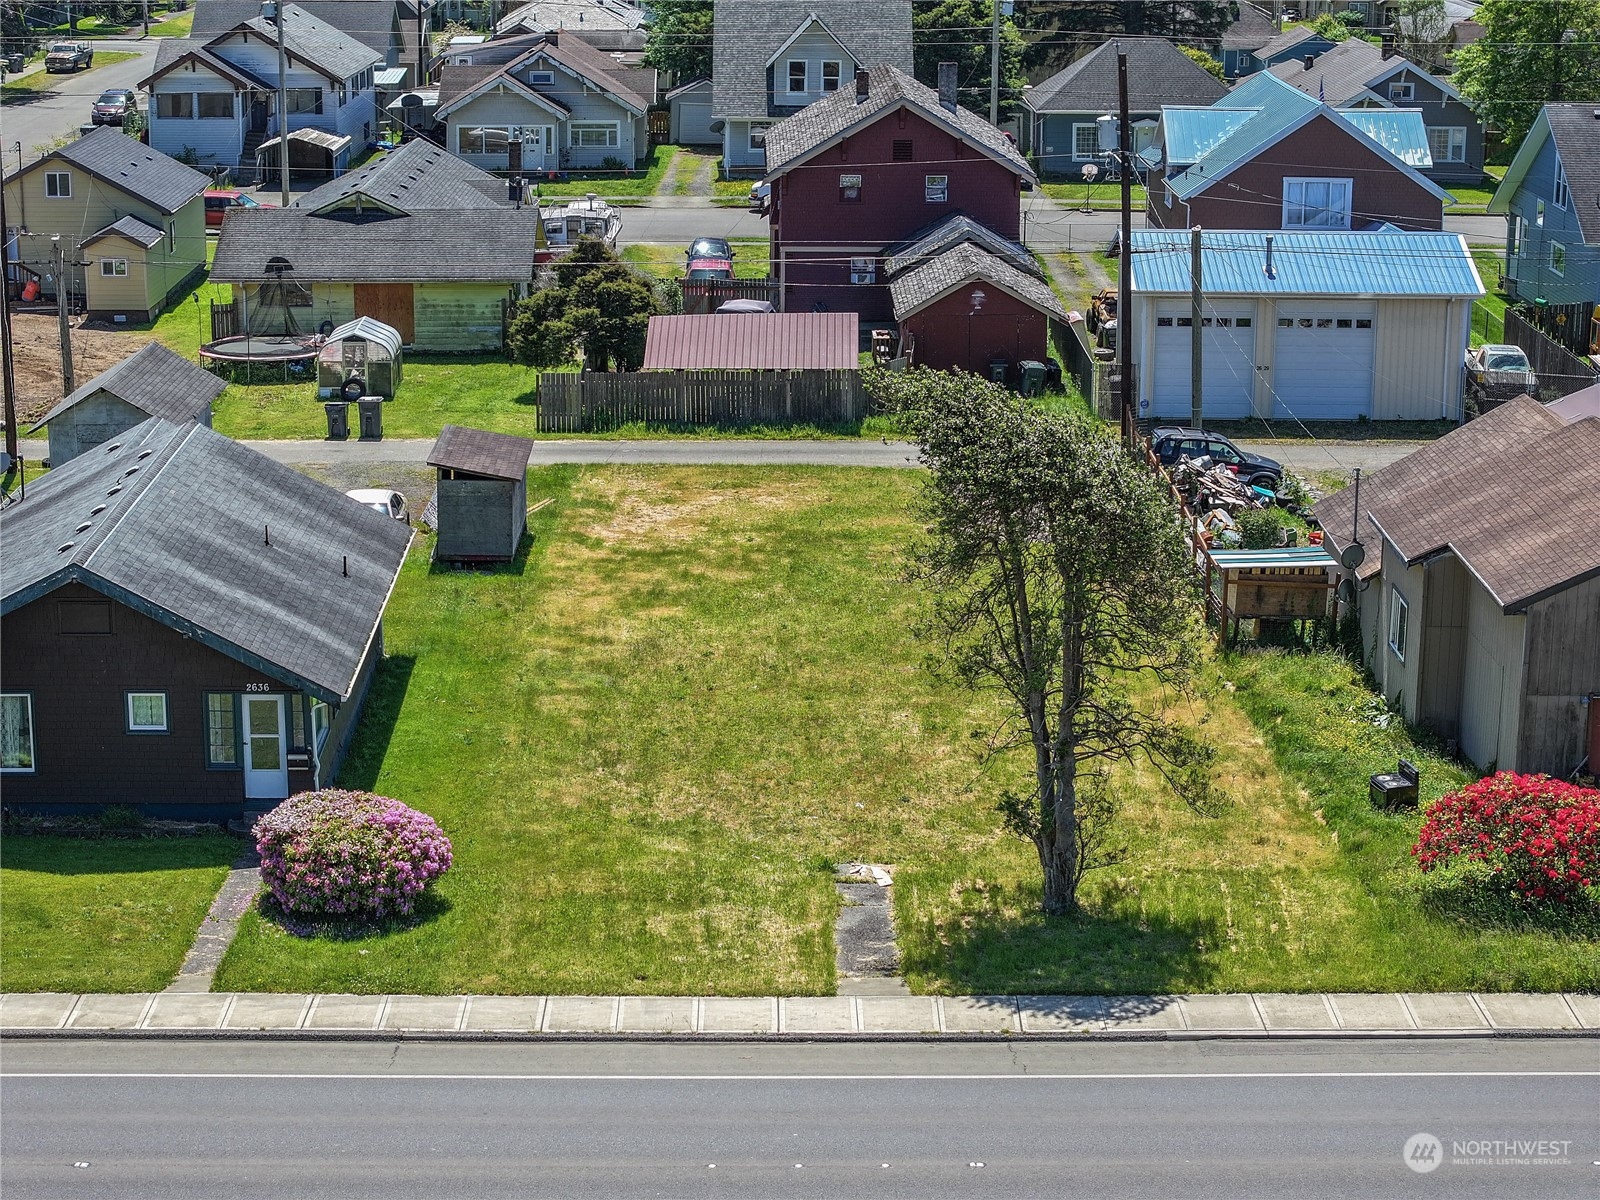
top-left (5, 991), bottom-right (1595, 1038)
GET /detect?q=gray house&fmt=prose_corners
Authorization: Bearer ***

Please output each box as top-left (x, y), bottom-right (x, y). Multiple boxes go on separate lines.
top-left (29, 342), bottom-right (226, 465)
top-left (1217, 2), bottom-right (1280, 78)
top-left (1023, 38), bottom-right (1226, 179)
top-left (711, 0), bottom-right (912, 172)
top-left (428, 424), bottom-right (535, 563)
top-left (1316, 396), bottom-right (1600, 778)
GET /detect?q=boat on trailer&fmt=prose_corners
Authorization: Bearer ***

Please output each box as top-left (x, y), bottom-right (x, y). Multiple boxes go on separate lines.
top-left (540, 193), bottom-right (622, 251)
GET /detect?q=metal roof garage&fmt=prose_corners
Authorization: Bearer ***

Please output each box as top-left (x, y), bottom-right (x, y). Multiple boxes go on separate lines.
top-left (1128, 230), bottom-right (1485, 424)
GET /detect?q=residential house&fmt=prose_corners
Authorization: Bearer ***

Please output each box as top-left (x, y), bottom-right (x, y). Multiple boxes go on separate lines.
top-left (2, 127), bottom-right (208, 320)
top-left (1315, 395), bottom-right (1600, 777)
top-left (140, 4), bottom-right (383, 182)
top-left (1266, 39), bottom-right (1485, 185)
top-left (0, 418), bottom-right (413, 820)
top-left (29, 342), bottom-right (226, 465)
top-left (1229, 24), bottom-right (1338, 77)
top-left (1147, 71), bottom-right (1449, 232)
top-left (1487, 104), bottom-right (1600, 340)
top-left (211, 139), bottom-right (541, 349)
top-left (1217, 2), bottom-right (1280, 78)
top-left (1022, 38), bottom-right (1227, 179)
top-left (191, 0), bottom-right (424, 84)
top-left (1127, 229), bottom-right (1482, 422)
top-left (435, 30), bottom-right (656, 171)
top-left (711, 0), bottom-right (912, 172)
top-left (762, 63), bottom-right (1034, 321)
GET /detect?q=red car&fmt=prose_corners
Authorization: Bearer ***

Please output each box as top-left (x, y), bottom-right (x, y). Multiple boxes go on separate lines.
top-left (204, 189), bottom-right (261, 229)
top-left (686, 256), bottom-right (733, 281)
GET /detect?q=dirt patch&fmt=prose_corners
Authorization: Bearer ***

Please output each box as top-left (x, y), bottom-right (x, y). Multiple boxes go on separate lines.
top-left (581, 472), bottom-right (822, 545)
top-left (10, 314), bottom-right (154, 425)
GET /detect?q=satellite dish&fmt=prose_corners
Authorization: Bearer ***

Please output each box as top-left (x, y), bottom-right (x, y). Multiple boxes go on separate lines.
top-left (1339, 542), bottom-right (1366, 571)
top-left (1337, 577), bottom-right (1357, 605)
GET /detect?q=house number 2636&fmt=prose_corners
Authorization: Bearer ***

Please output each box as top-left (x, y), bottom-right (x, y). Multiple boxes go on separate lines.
top-left (245, 683), bottom-right (272, 693)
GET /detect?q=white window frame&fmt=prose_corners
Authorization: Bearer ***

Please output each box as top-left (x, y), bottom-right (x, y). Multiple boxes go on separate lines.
top-left (569, 121), bottom-right (620, 149)
top-left (155, 91), bottom-right (194, 119)
top-left (0, 693), bottom-right (35, 773)
top-left (196, 91), bottom-right (233, 119)
top-left (849, 256), bottom-right (876, 284)
top-left (126, 691), bottom-right (169, 734)
top-left (204, 692), bottom-right (239, 768)
top-left (100, 258), bottom-right (129, 277)
top-left (786, 59), bottom-right (807, 94)
top-left (44, 171), bottom-right (71, 198)
top-left (1553, 162), bottom-right (1569, 210)
top-left (925, 173), bottom-right (948, 203)
top-left (1536, 199), bottom-right (1545, 227)
top-left (311, 699), bottom-right (332, 753)
top-left (1426, 125), bottom-right (1466, 164)
top-left (1282, 177), bottom-right (1353, 230)
top-left (748, 122), bottom-right (771, 153)
top-left (526, 70), bottom-right (554, 85)
top-left (1387, 81), bottom-right (1415, 102)
top-left (1388, 589), bottom-right (1409, 661)
top-left (1071, 123), bottom-right (1099, 161)
top-left (458, 125), bottom-right (510, 155)
top-left (1550, 241), bottom-right (1566, 276)
top-left (1508, 214), bottom-right (1523, 258)
top-left (820, 60), bottom-right (841, 92)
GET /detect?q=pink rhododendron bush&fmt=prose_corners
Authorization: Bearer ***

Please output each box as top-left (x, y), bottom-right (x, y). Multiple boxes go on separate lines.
top-left (1412, 772), bottom-right (1600, 904)
top-left (254, 790), bottom-right (453, 918)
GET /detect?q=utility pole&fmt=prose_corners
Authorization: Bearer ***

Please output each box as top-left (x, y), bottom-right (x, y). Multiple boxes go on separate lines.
top-left (1191, 225), bottom-right (1204, 431)
top-left (989, 0), bottom-right (1001, 125)
top-left (53, 238), bottom-right (75, 398)
top-left (274, 0), bottom-right (290, 207)
top-left (142, 0), bottom-right (150, 38)
top-left (1117, 45), bottom-right (1134, 449)
top-left (416, 0), bottom-right (428, 87)
top-left (0, 179), bottom-right (17, 460)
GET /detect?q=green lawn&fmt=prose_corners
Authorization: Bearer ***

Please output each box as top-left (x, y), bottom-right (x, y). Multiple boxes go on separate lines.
top-left (155, 8), bottom-right (195, 37)
top-left (2, 50), bottom-right (137, 98)
top-left (622, 239), bottom-right (772, 281)
top-left (0, 835), bottom-right (239, 992)
top-left (1470, 247), bottom-right (1509, 347)
top-left (1039, 180), bottom-right (1148, 209)
top-left (530, 144), bottom-right (680, 200)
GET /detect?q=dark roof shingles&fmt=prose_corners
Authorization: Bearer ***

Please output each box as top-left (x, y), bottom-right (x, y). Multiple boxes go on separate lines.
top-left (31, 343), bottom-right (226, 432)
top-left (428, 424), bottom-right (535, 481)
top-left (889, 242), bottom-right (1066, 322)
top-left (1025, 37), bottom-right (1227, 114)
top-left (44, 126), bottom-right (208, 214)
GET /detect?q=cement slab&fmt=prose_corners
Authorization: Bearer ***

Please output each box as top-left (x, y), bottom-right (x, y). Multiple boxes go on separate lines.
top-left (617, 997), bottom-right (695, 1033)
top-left (224, 993), bottom-right (312, 1030)
top-left (1328, 993), bottom-right (1414, 1030)
top-left (0, 993), bottom-right (77, 1029)
top-left (699, 997), bottom-right (776, 1033)
top-left (1404, 993), bottom-right (1489, 1029)
top-left (1100, 995), bottom-right (1186, 1030)
top-left (1475, 993), bottom-right (1581, 1030)
top-left (939, 996), bottom-right (1018, 1033)
top-left (304, 995), bottom-right (384, 1031)
top-left (857, 996), bottom-right (940, 1034)
top-left (1563, 993), bottom-right (1600, 1030)
top-left (544, 996), bottom-right (618, 1033)
top-left (461, 996), bottom-right (545, 1032)
top-left (1018, 996), bottom-right (1106, 1032)
top-left (381, 996), bottom-right (465, 1032)
top-left (1179, 995), bottom-right (1262, 1030)
top-left (780, 997), bottom-right (855, 1033)
top-left (65, 994), bottom-right (154, 1030)
top-left (1254, 994), bottom-right (1337, 1030)
top-left (144, 993), bottom-right (231, 1030)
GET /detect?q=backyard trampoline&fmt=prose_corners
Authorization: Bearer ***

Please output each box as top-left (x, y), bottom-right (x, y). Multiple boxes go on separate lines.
top-left (199, 334), bottom-right (321, 364)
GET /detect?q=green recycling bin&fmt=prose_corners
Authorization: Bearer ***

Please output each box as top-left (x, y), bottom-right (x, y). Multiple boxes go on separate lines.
top-left (1018, 360), bottom-right (1047, 397)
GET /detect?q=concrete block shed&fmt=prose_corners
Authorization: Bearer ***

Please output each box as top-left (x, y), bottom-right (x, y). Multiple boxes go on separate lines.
top-left (427, 425), bottom-right (536, 563)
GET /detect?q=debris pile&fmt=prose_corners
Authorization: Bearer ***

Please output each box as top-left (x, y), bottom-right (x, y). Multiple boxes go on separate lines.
top-left (1169, 457), bottom-right (1276, 513)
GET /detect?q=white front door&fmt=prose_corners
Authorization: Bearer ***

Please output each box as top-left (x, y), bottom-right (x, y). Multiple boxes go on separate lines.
top-left (243, 694), bottom-right (289, 800)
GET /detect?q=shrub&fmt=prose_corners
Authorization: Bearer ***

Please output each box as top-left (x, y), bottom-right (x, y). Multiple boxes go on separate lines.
top-left (1238, 507), bottom-right (1287, 549)
top-left (254, 790), bottom-right (452, 918)
top-left (1412, 772), bottom-right (1600, 903)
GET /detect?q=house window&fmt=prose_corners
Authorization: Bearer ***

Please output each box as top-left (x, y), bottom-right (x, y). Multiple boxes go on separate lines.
top-left (787, 59), bottom-right (807, 93)
top-left (100, 258), bottom-right (128, 277)
top-left (286, 88), bottom-right (323, 115)
top-left (459, 126), bottom-right (510, 155)
top-left (311, 700), bottom-right (331, 753)
top-left (1071, 123), bottom-right (1099, 161)
top-left (1, 694), bottom-right (34, 772)
top-left (892, 139), bottom-right (913, 162)
top-left (204, 692), bottom-right (238, 768)
top-left (1508, 215), bottom-right (1523, 257)
top-left (1426, 126), bottom-right (1466, 163)
top-left (1536, 199), bottom-right (1545, 227)
top-left (126, 692), bottom-right (168, 734)
top-left (1553, 162), bottom-right (1569, 210)
top-left (839, 173), bottom-right (862, 202)
top-left (1283, 177), bottom-right (1353, 230)
top-left (850, 256), bottom-right (876, 284)
top-left (1388, 590), bottom-right (1409, 660)
top-left (821, 61), bottom-right (841, 92)
top-left (925, 174), bottom-right (948, 203)
top-left (570, 122), bottom-right (620, 148)
top-left (156, 92), bottom-right (193, 119)
top-left (526, 70), bottom-right (554, 85)
top-left (748, 122), bottom-right (771, 152)
top-left (196, 92), bottom-right (233, 119)
top-left (1551, 241), bottom-right (1566, 276)
top-left (44, 171), bottom-right (71, 198)
top-left (1387, 81), bottom-right (1415, 102)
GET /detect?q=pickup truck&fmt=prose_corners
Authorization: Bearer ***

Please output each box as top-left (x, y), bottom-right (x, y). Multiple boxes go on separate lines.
top-left (45, 41), bottom-right (94, 72)
top-left (1464, 343), bottom-right (1537, 406)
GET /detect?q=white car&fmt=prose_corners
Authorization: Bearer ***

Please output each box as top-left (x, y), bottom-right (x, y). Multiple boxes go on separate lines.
top-left (344, 489), bottom-right (408, 522)
top-left (748, 180), bottom-right (771, 212)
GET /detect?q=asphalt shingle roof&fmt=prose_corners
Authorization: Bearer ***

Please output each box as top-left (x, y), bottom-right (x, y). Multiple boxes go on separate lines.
top-left (1546, 105), bottom-right (1600, 244)
top-left (435, 31), bottom-right (651, 115)
top-left (84, 215), bottom-right (167, 248)
top-left (495, 0), bottom-right (644, 35)
top-left (764, 63), bottom-right (1030, 179)
top-left (37, 126), bottom-right (208, 215)
top-left (146, 38), bottom-right (275, 88)
top-left (889, 242), bottom-right (1067, 323)
top-left (1025, 37), bottom-right (1226, 114)
top-left (1267, 38), bottom-right (1394, 104)
top-left (0, 419), bottom-right (412, 701)
top-left (297, 139), bottom-right (511, 212)
top-left (240, 4), bottom-right (384, 79)
top-left (882, 213), bottom-right (1038, 280)
top-left (712, 0), bottom-right (912, 119)
top-left (1252, 25), bottom-right (1328, 62)
top-left (29, 343), bottom-right (226, 433)
top-left (1220, 2), bottom-right (1279, 51)
top-left (192, 0), bottom-right (398, 56)
top-left (429, 424), bottom-right (537, 481)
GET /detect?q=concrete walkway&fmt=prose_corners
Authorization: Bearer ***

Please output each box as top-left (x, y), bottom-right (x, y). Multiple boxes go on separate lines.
top-left (5, 991), bottom-right (1595, 1037)
top-left (164, 850), bottom-right (261, 994)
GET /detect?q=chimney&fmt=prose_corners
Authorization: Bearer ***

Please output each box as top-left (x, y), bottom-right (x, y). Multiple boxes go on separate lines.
top-left (855, 68), bottom-right (870, 103)
top-left (1303, 54), bottom-right (1316, 70)
top-left (938, 61), bottom-right (958, 113)
top-left (1380, 32), bottom-right (1395, 59)
top-left (1264, 234), bottom-right (1276, 281)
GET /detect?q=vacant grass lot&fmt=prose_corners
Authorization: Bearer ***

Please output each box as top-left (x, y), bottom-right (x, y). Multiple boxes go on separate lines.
top-left (531, 144), bottom-right (679, 200)
top-left (1039, 181), bottom-right (1149, 209)
top-left (211, 466), bottom-right (1596, 996)
top-left (0, 835), bottom-right (238, 992)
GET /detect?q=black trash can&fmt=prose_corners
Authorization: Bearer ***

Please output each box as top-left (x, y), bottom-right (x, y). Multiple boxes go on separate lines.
top-left (987, 357), bottom-right (1009, 386)
top-left (357, 397), bottom-right (384, 441)
top-left (323, 401), bottom-right (350, 440)
top-left (1018, 360), bottom-right (1047, 398)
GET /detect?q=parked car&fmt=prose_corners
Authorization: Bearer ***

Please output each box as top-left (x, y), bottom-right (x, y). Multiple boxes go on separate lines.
top-left (748, 181), bottom-right (771, 212)
top-left (1464, 343), bottom-right (1537, 405)
top-left (687, 236), bottom-right (733, 261)
top-left (344, 489), bottom-right (409, 522)
top-left (45, 41), bottom-right (93, 72)
top-left (1151, 427), bottom-right (1283, 489)
top-left (204, 189), bottom-right (261, 229)
top-left (90, 89), bottom-right (137, 125)
top-left (687, 255), bottom-right (734, 281)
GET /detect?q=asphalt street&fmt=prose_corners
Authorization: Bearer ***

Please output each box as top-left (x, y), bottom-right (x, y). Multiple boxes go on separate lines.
top-left (2, 41), bottom-right (159, 167)
top-left (3, 1038), bottom-right (1595, 1199)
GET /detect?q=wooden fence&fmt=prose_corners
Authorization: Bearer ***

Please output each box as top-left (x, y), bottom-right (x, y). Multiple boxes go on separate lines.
top-left (211, 299), bottom-right (239, 341)
top-left (537, 369), bottom-right (867, 432)
top-left (682, 277), bottom-right (779, 315)
top-left (1505, 309), bottom-right (1598, 399)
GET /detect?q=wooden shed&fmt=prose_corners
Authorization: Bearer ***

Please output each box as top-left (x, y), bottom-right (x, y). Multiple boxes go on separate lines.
top-left (427, 424), bottom-right (536, 563)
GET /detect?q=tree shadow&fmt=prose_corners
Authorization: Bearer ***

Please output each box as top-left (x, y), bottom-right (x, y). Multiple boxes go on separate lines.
top-left (334, 654), bottom-right (416, 791)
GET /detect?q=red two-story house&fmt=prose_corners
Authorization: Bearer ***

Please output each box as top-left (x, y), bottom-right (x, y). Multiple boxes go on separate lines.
top-left (761, 63), bottom-right (1035, 323)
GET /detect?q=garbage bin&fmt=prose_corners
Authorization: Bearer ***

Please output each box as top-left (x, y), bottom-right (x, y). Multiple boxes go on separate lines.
top-left (323, 401), bottom-right (350, 441)
top-left (5, 54), bottom-right (24, 73)
top-left (987, 357), bottom-right (1009, 386)
top-left (357, 397), bottom-right (384, 441)
top-left (1018, 360), bottom-right (1047, 398)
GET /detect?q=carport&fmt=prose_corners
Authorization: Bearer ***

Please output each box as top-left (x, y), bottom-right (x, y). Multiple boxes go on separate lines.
top-left (255, 129), bottom-right (354, 187)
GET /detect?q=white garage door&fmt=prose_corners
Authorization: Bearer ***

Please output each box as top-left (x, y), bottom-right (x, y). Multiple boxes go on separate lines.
top-left (1148, 305), bottom-right (1257, 420)
top-left (1271, 302), bottom-right (1376, 420)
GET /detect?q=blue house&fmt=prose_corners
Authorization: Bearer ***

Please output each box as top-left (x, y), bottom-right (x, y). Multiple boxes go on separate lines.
top-left (1228, 25), bottom-right (1338, 79)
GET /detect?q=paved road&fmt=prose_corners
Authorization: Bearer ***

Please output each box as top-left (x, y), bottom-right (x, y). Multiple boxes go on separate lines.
top-left (2, 1038), bottom-right (1594, 1198)
top-left (1236, 440), bottom-right (1426, 476)
top-left (2, 41), bottom-right (159, 167)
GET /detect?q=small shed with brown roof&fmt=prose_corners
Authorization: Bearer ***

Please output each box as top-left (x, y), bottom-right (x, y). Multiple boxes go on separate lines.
top-left (427, 424), bottom-right (536, 563)
top-left (641, 313), bottom-right (858, 370)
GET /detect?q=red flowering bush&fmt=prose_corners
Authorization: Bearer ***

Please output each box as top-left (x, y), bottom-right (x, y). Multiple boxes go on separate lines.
top-left (254, 790), bottom-right (453, 918)
top-left (1412, 772), bottom-right (1600, 904)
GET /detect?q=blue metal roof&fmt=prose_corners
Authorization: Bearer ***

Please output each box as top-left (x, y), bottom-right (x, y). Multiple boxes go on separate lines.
top-left (1128, 230), bottom-right (1485, 297)
top-left (1338, 109), bottom-right (1432, 168)
top-left (1160, 106), bottom-right (1257, 166)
